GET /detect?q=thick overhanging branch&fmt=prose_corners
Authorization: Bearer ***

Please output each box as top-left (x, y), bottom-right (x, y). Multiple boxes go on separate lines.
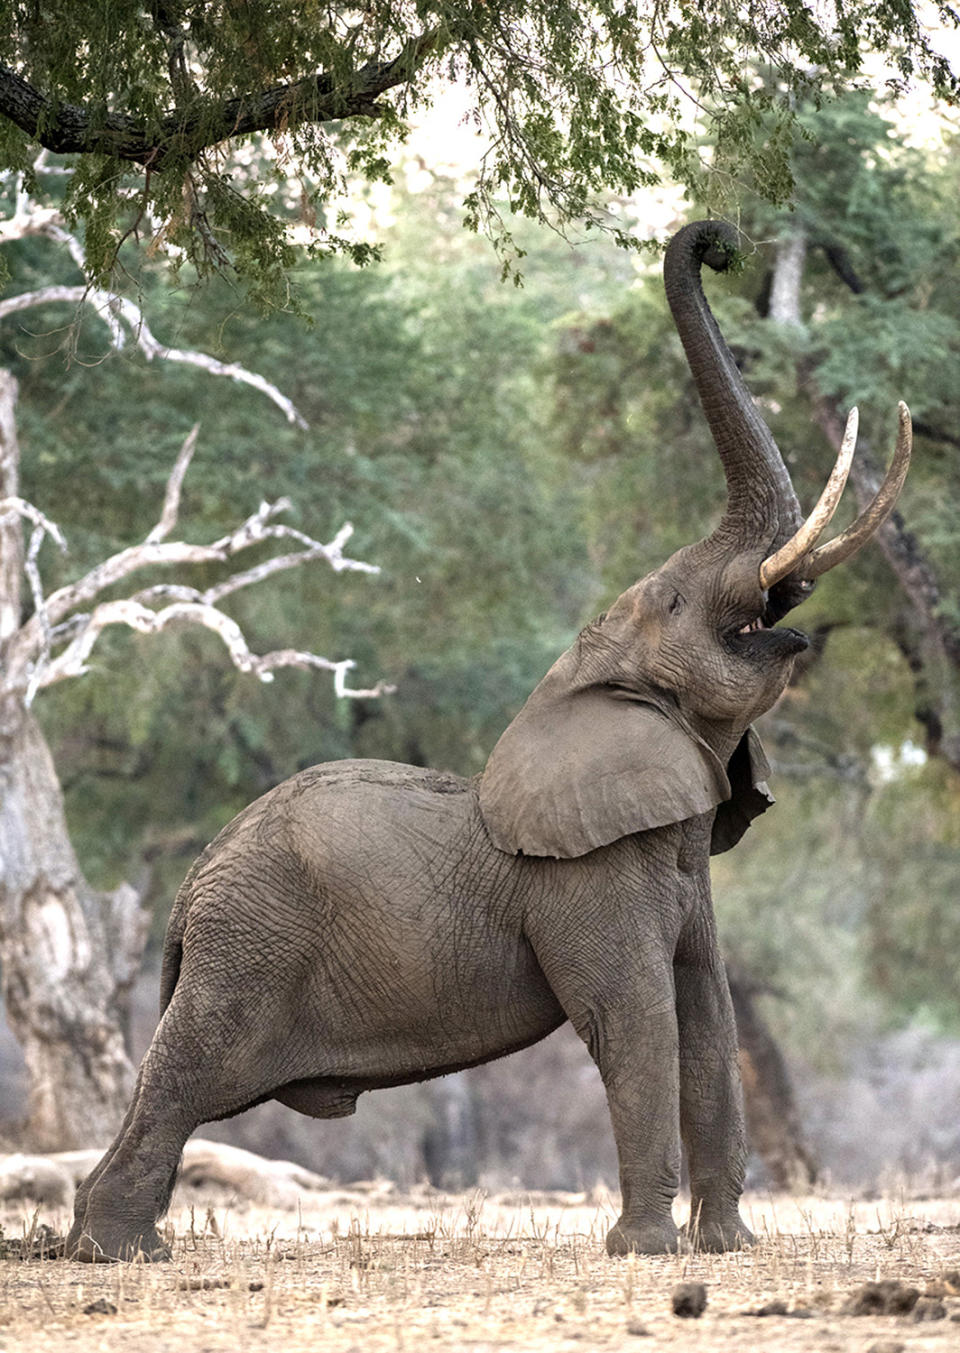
top-left (0, 28), bottom-right (438, 167)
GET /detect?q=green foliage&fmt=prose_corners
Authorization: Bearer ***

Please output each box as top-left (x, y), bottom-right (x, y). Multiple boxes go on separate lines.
top-left (861, 762), bottom-right (960, 1027)
top-left (0, 2), bottom-right (956, 303)
top-left (5, 65), bottom-right (960, 1071)
top-left (10, 180), bottom-right (623, 926)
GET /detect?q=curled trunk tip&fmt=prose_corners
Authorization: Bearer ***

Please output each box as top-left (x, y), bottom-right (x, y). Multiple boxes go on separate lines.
top-left (663, 220), bottom-right (803, 555)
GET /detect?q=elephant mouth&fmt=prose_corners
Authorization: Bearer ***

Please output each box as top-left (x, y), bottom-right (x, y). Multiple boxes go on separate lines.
top-left (725, 616), bottom-right (809, 660)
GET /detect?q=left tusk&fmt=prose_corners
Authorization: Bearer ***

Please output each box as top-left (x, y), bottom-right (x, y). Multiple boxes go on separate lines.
top-left (799, 401), bottom-right (912, 580)
top-left (759, 406), bottom-right (859, 591)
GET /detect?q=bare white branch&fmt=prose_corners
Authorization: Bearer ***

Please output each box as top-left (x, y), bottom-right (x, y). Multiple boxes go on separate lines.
top-left (0, 495), bottom-right (67, 551)
top-left (0, 284), bottom-right (308, 428)
top-left (145, 425), bottom-right (200, 544)
top-left (4, 441), bottom-right (386, 705)
top-left (31, 599), bottom-right (395, 701)
top-left (23, 525), bottom-right (53, 684)
top-left (0, 190), bottom-right (387, 707)
top-left (19, 499), bottom-right (376, 651)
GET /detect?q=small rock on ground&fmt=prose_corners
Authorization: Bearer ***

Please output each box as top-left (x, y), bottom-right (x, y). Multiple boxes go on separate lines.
top-left (671, 1281), bottom-right (707, 1318)
top-left (843, 1280), bottom-right (919, 1315)
top-left (83, 1299), bottom-right (117, 1316)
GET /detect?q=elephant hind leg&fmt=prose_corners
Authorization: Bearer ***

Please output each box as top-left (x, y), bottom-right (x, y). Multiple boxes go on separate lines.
top-left (66, 1050), bottom-right (193, 1263)
top-left (67, 994), bottom-right (301, 1261)
top-left (674, 934), bottom-right (754, 1252)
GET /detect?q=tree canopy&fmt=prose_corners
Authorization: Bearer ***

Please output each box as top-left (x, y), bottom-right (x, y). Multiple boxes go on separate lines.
top-left (0, 1), bottom-right (957, 301)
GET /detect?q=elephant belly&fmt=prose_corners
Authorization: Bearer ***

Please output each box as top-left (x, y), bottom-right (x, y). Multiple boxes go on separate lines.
top-left (289, 927), bottom-right (567, 1087)
top-left (183, 761), bottom-right (568, 1093)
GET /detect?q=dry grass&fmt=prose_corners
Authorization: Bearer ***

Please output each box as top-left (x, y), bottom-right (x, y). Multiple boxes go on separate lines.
top-left (2, 1186), bottom-right (960, 1351)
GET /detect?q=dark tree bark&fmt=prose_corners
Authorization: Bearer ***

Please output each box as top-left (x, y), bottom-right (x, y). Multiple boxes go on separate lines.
top-left (810, 394), bottom-right (960, 774)
top-left (0, 30), bottom-right (438, 167)
top-left (728, 971), bottom-right (818, 1190)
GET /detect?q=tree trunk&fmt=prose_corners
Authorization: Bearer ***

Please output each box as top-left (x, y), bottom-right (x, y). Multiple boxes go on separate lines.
top-left (0, 701), bottom-right (149, 1148)
top-left (811, 394), bottom-right (960, 774)
top-left (423, 1071), bottom-right (479, 1188)
top-left (0, 370), bottom-right (22, 642)
top-left (728, 971), bottom-right (818, 1190)
top-left (768, 231), bottom-right (807, 327)
top-left (0, 366), bottom-right (149, 1150)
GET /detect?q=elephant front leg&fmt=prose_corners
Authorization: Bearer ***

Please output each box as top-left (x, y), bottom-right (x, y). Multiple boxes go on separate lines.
top-left (674, 928), bottom-right (755, 1252)
top-left (578, 999), bottom-right (684, 1256)
top-left (527, 910), bottom-right (684, 1256)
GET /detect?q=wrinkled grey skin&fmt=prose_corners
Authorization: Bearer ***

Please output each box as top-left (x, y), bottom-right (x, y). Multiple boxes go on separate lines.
top-left (68, 221), bottom-right (818, 1263)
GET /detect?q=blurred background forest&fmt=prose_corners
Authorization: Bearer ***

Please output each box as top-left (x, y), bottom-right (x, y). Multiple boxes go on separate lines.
top-left (1, 85), bottom-right (959, 1192)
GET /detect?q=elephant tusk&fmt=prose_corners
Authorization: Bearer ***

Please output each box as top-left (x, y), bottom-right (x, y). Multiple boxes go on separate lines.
top-left (758, 406), bottom-right (859, 591)
top-left (797, 402), bottom-right (912, 581)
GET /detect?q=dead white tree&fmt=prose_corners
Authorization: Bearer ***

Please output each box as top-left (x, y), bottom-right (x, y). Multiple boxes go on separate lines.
top-left (0, 167), bottom-right (389, 1149)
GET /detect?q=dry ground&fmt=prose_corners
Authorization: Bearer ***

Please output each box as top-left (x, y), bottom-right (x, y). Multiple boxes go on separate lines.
top-left (2, 1186), bottom-right (960, 1351)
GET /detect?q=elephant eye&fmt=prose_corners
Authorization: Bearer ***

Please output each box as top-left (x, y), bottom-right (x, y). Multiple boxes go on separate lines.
top-left (669, 592), bottom-right (685, 616)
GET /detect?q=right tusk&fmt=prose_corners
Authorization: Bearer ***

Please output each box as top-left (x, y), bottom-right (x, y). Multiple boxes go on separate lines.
top-left (800, 401), bottom-right (912, 580)
top-left (758, 406), bottom-right (859, 591)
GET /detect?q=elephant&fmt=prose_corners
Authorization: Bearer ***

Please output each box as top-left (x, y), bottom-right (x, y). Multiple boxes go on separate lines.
top-left (66, 219), bottom-right (911, 1263)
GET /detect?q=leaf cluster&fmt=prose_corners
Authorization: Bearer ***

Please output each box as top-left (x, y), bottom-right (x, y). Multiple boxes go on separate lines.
top-left (0, 2), bottom-right (956, 302)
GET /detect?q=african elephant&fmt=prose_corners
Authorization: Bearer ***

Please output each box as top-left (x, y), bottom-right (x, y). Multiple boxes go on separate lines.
top-left (66, 220), bottom-right (910, 1263)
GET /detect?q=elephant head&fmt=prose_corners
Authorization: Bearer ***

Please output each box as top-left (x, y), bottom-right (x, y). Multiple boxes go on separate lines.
top-left (480, 219), bottom-right (911, 859)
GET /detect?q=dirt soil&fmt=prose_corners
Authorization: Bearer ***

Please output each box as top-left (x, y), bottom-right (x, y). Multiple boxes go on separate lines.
top-left (2, 1187), bottom-right (960, 1351)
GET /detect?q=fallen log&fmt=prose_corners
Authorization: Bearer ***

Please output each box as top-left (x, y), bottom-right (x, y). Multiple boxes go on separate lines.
top-left (1, 1139), bottom-right (333, 1210)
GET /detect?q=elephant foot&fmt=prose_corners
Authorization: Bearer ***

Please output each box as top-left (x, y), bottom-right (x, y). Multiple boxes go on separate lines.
top-left (606, 1215), bottom-right (680, 1256)
top-left (66, 1217), bottom-right (170, 1264)
top-left (682, 1211), bottom-right (755, 1252)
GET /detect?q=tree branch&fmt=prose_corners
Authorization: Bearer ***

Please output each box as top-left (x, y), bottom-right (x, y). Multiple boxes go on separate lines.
top-left (817, 240), bottom-right (866, 295)
top-left (31, 597), bottom-right (394, 699)
top-left (145, 425), bottom-right (199, 544)
top-left (0, 285), bottom-right (307, 428)
top-left (3, 430), bottom-right (385, 703)
top-left (0, 29), bottom-right (439, 167)
top-left (13, 498), bottom-right (376, 663)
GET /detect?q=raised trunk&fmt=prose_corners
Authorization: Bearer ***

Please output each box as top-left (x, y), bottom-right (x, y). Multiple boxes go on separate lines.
top-left (0, 701), bottom-right (149, 1148)
top-left (663, 221), bottom-right (804, 554)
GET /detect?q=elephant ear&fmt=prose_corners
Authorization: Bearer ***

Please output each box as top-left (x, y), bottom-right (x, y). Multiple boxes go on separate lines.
top-left (709, 726), bottom-right (775, 855)
top-left (480, 655), bottom-right (734, 858)
top-left (479, 651), bottom-right (775, 859)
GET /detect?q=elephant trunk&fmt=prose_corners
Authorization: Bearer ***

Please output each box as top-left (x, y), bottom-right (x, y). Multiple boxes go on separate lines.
top-left (663, 221), bottom-right (804, 558)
